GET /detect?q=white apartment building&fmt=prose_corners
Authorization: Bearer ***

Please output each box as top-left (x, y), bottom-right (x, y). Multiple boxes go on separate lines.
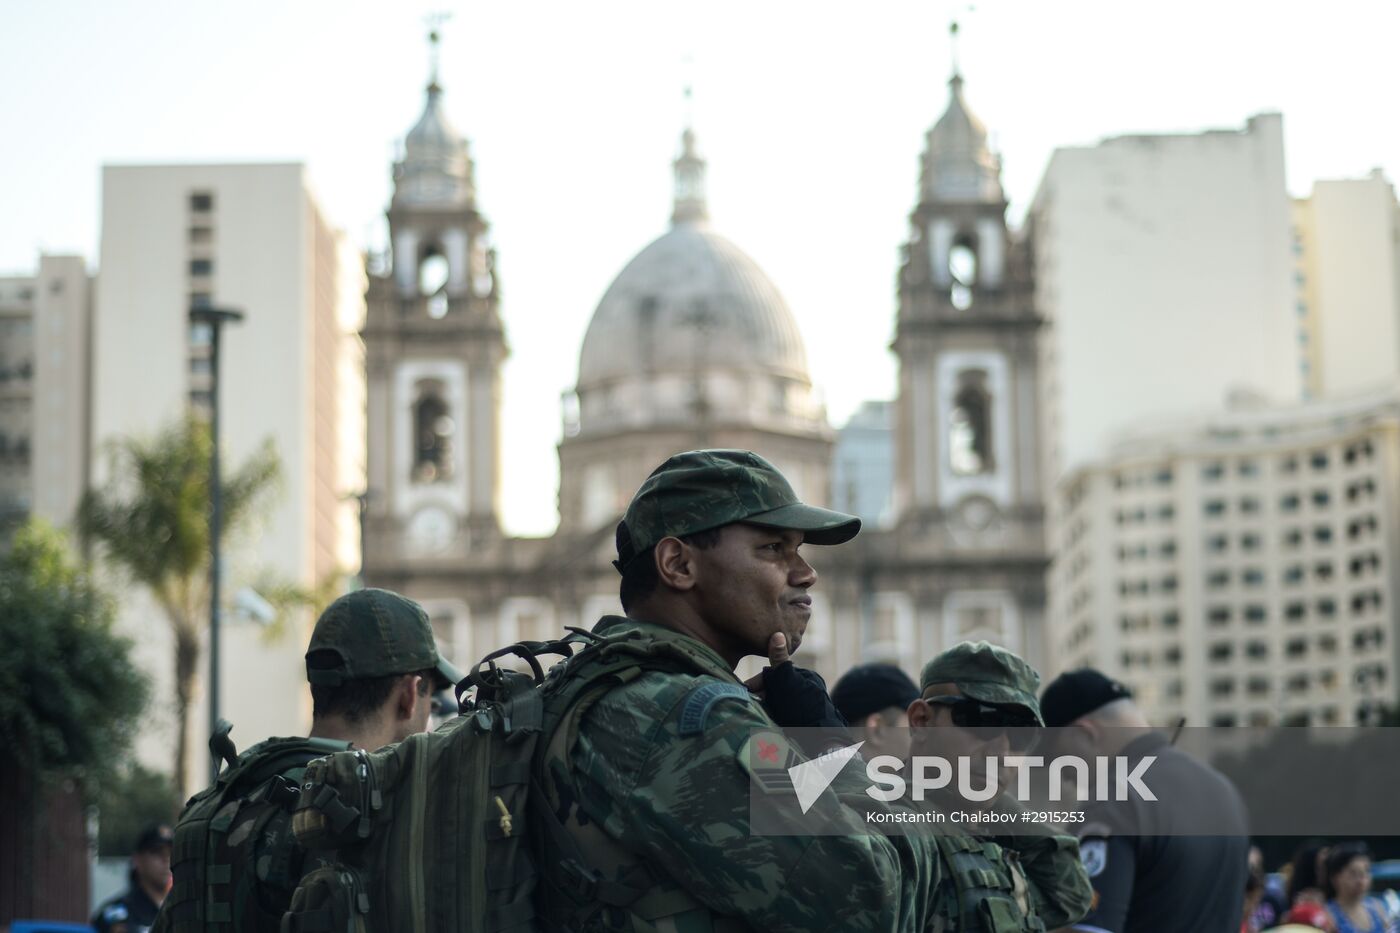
top-left (1052, 389), bottom-right (1400, 727)
top-left (94, 164), bottom-right (364, 783)
top-left (0, 255), bottom-right (93, 540)
top-left (1029, 113), bottom-right (1300, 482)
top-left (1293, 170), bottom-right (1400, 399)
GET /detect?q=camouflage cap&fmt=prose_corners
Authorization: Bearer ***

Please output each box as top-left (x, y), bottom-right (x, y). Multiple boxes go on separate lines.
top-left (615, 449), bottom-right (861, 573)
top-left (919, 640), bottom-right (1044, 726)
top-left (305, 588), bottom-right (463, 691)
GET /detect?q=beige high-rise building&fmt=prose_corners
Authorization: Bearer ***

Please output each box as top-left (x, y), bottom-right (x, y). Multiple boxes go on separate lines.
top-left (0, 255), bottom-right (93, 544)
top-left (93, 163), bottom-right (365, 783)
top-left (1052, 389), bottom-right (1400, 726)
top-left (1293, 170), bottom-right (1400, 399)
top-left (1028, 113), bottom-right (1300, 482)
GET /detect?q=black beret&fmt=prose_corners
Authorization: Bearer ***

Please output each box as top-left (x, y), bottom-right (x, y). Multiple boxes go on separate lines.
top-left (1040, 668), bottom-right (1133, 728)
top-left (831, 663), bottom-right (919, 724)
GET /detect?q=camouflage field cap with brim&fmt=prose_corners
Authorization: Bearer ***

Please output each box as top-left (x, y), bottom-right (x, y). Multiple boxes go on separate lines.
top-left (305, 587), bottom-right (464, 691)
top-left (614, 449), bottom-right (861, 574)
top-left (919, 640), bottom-right (1044, 726)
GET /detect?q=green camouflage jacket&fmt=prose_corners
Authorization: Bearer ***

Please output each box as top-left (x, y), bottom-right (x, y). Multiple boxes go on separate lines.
top-left (536, 616), bottom-right (1090, 932)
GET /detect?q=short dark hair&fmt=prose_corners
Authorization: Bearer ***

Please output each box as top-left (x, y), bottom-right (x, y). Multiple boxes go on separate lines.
top-left (311, 666), bottom-right (434, 724)
top-left (619, 526), bottom-right (724, 612)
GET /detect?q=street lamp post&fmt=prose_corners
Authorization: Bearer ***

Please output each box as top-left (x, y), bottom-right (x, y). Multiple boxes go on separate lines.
top-left (190, 304), bottom-right (244, 784)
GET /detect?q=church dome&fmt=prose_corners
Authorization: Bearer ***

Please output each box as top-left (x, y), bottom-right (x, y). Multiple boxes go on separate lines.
top-left (578, 129), bottom-right (809, 389)
top-left (578, 223), bottom-right (810, 388)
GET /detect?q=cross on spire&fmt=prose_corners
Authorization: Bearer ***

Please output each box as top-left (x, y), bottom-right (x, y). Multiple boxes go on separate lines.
top-left (425, 11), bottom-right (452, 89)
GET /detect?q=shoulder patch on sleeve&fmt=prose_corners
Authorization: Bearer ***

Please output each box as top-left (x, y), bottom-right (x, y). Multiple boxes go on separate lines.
top-left (1080, 838), bottom-right (1109, 878)
top-left (678, 681), bottom-right (753, 735)
top-left (736, 729), bottom-right (799, 795)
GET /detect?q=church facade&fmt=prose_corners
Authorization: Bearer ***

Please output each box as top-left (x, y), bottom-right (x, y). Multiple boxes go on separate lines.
top-left (361, 67), bottom-right (1050, 684)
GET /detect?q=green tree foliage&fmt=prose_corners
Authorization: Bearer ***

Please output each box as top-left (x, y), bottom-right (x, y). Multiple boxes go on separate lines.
top-left (79, 416), bottom-right (280, 800)
top-left (0, 519), bottom-right (147, 784)
top-left (96, 762), bottom-right (181, 856)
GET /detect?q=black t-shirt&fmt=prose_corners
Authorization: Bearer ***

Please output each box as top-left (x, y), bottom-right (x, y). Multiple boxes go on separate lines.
top-left (91, 884), bottom-right (162, 933)
top-left (1073, 732), bottom-right (1250, 933)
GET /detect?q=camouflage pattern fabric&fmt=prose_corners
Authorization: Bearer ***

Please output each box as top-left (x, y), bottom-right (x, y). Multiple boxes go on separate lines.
top-left (919, 641), bottom-right (1045, 725)
top-left (153, 736), bottom-right (351, 933)
top-left (536, 616), bottom-right (1094, 932)
top-left (305, 587), bottom-right (463, 689)
top-left (615, 450), bottom-right (861, 572)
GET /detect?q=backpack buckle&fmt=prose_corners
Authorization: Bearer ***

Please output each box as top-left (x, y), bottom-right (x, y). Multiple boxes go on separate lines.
top-left (557, 859), bottom-right (600, 903)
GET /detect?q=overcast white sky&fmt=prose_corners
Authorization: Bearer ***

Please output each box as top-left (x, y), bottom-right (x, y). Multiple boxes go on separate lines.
top-left (3, 0), bottom-right (1397, 535)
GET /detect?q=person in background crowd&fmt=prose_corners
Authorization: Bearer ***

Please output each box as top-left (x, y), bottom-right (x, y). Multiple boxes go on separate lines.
top-left (92, 823), bottom-right (173, 933)
top-left (1323, 843), bottom-right (1395, 933)
top-left (1252, 845), bottom-right (1291, 930)
top-left (830, 661), bottom-right (918, 763)
top-left (1292, 841), bottom-right (1335, 907)
top-left (1245, 871), bottom-right (1266, 933)
top-left (1041, 668), bottom-right (1250, 933)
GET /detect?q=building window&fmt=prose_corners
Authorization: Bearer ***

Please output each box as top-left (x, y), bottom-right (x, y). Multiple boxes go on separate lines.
top-left (1285, 602), bottom-right (1306, 622)
top-left (1244, 605), bottom-right (1267, 624)
top-left (411, 382), bottom-right (454, 484)
top-left (1207, 569), bottom-right (1230, 589)
top-left (1202, 462), bottom-right (1225, 481)
top-left (1246, 641), bottom-right (1268, 660)
top-left (1284, 564), bottom-right (1304, 584)
top-left (1210, 677), bottom-right (1235, 697)
top-left (1317, 597), bottom-right (1336, 618)
top-left (1280, 455), bottom-right (1298, 474)
top-left (1207, 534), bottom-right (1228, 553)
top-left (1314, 562), bottom-right (1334, 583)
top-left (1247, 676), bottom-right (1270, 695)
top-left (1280, 493), bottom-right (1300, 512)
top-left (1207, 606), bottom-right (1231, 626)
top-left (1312, 489), bottom-right (1331, 508)
top-left (1238, 460), bottom-right (1259, 478)
top-left (1241, 533), bottom-right (1261, 552)
top-left (1310, 450), bottom-right (1329, 470)
top-left (190, 291), bottom-right (213, 310)
top-left (949, 370), bottom-right (994, 476)
top-left (1286, 638), bottom-right (1307, 659)
top-left (1312, 525), bottom-right (1332, 544)
top-left (1242, 568), bottom-right (1265, 587)
top-left (189, 226), bottom-right (213, 244)
top-left (1161, 610), bottom-right (1180, 629)
top-left (1204, 499), bottom-right (1226, 517)
top-left (189, 321), bottom-right (213, 347)
top-left (1240, 497), bottom-right (1261, 515)
top-left (948, 238), bottom-right (978, 310)
top-left (190, 191), bottom-right (215, 211)
top-left (190, 259), bottom-right (214, 277)
top-left (1209, 642), bottom-right (1234, 662)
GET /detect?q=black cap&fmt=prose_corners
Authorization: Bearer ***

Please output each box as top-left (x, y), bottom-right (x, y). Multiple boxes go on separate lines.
top-left (134, 823), bottom-right (174, 853)
top-left (1040, 668), bottom-right (1133, 728)
top-left (831, 663), bottom-right (919, 724)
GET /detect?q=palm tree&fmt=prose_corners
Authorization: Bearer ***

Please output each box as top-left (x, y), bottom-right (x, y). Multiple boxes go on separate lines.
top-left (79, 417), bottom-right (279, 800)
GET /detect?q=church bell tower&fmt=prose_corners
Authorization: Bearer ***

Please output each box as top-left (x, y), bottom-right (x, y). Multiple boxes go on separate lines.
top-left (891, 45), bottom-right (1049, 661)
top-left (362, 28), bottom-right (506, 581)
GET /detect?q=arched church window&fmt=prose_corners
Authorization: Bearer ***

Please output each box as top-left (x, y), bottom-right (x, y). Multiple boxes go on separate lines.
top-left (419, 248), bottom-right (450, 318)
top-left (412, 382), bottom-right (454, 484)
top-left (949, 370), bottom-right (994, 476)
top-left (949, 236), bottom-right (978, 310)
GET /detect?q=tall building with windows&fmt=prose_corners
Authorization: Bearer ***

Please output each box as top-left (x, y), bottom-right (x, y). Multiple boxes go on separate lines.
top-left (1028, 114), bottom-right (1300, 482)
top-left (362, 63), bottom-right (1057, 684)
top-left (93, 162), bottom-right (365, 781)
top-left (1053, 389), bottom-right (1400, 726)
top-left (0, 255), bottom-right (92, 544)
top-left (1293, 170), bottom-right (1400, 399)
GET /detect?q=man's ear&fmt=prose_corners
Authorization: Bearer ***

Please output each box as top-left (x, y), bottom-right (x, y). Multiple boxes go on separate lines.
top-left (396, 674), bottom-right (424, 721)
top-left (654, 536), bottom-right (697, 591)
top-left (907, 698), bottom-right (933, 727)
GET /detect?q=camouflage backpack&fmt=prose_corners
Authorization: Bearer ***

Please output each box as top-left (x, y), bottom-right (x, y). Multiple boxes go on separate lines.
top-left (281, 626), bottom-right (716, 933)
top-left (162, 722), bottom-right (352, 932)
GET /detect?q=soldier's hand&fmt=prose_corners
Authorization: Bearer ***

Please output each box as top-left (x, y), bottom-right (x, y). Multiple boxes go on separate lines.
top-left (748, 634), bottom-right (850, 755)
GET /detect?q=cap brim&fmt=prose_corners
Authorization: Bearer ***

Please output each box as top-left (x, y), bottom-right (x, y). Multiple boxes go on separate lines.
top-left (959, 681), bottom-right (1045, 726)
top-left (434, 656), bottom-right (465, 691)
top-left (743, 502), bottom-right (861, 545)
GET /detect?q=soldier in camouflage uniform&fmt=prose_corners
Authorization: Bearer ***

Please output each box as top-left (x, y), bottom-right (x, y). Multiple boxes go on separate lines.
top-left (533, 449), bottom-right (1093, 931)
top-left (907, 641), bottom-right (1094, 930)
top-left (154, 588), bottom-right (461, 932)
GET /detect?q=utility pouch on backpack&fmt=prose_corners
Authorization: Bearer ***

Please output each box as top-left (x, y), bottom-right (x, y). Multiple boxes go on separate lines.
top-left (164, 725), bottom-right (353, 933)
top-left (287, 637), bottom-right (582, 933)
top-left (280, 864), bottom-right (370, 933)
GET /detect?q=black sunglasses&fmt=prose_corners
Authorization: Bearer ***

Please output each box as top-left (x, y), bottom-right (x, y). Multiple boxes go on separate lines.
top-left (924, 696), bottom-right (1040, 750)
